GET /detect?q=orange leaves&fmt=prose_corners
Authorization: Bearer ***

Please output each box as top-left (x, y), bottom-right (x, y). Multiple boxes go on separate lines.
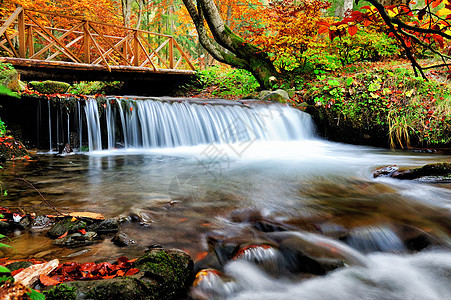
top-left (39, 274), bottom-right (61, 286)
top-left (46, 256), bottom-right (139, 284)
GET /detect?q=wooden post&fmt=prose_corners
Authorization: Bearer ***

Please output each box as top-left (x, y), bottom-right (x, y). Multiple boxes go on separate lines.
top-left (27, 25), bottom-right (34, 57)
top-left (133, 30), bottom-right (139, 66)
top-left (18, 8), bottom-right (25, 58)
top-left (83, 21), bottom-right (90, 64)
top-left (168, 37), bottom-right (174, 69)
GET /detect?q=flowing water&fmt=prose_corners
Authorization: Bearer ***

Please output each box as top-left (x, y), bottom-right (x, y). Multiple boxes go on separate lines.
top-left (1, 97), bottom-right (450, 299)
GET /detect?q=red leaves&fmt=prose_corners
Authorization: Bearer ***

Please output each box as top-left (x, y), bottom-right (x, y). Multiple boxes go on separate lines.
top-left (45, 257), bottom-right (139, 284)
top-left (58, 231), bottom-right (68, 239)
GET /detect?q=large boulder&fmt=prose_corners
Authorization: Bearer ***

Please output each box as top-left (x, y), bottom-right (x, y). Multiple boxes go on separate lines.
top-left (29, 80), bottom-right (70, 94)
top-left (0, 136), bottom-right (29, 161)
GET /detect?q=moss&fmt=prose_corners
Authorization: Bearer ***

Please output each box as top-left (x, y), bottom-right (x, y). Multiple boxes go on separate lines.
top-left (134, 249), bottom-right (194, 299)
top-left (29, 80), bottom-right (70, 94)
top-left (394, 162), bottom-right (451, 179)
top-left (43, 284), bottom-right (76, 300)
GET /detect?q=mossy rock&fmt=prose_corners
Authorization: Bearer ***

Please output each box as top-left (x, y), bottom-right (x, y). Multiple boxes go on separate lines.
top-left (29, 80), bottom-right (70, 94)
top-left (0, 68), bottom-right (19, 92)
top-left (47, 217), bottom-right (87, 239)
top-left (64, 277), bottom-right (149, 300)
top-left (133, 248), bottom-right (194, 299)
top-left (63, 248), bottom-right (194, 300)
top-left (259, 89), bottom-right (290, 103)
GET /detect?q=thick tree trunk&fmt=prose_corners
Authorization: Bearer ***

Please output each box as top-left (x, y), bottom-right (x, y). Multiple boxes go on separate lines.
top-left (182, 0), bottom-right (277, 89)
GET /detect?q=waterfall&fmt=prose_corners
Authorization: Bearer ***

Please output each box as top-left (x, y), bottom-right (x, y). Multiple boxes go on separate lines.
top-left (48, 99), bottom-right (52, 151)
top-left (50, 97), bottom-right (315, 152)
top-left (84, 99), bottom-right (102, 151)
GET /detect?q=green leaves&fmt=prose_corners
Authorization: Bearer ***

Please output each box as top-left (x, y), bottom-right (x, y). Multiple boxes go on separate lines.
top-left (0, 85), bottom-right (19, 99)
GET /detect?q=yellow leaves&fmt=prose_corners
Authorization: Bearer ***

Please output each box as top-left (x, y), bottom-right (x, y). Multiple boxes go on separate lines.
top-left (436, 7), bottom-right (451, 17)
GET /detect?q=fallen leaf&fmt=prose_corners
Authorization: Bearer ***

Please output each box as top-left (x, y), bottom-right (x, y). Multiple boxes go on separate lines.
top-left (125, 268), bottom-right (139, 276)
top-left (14, 259), bottom-right (59, 287)
top-left (58, 232), bottom-right (68, 239)
top-left (78, 229), bottom-right (86, 235)
top-left (39, 274), bottom-right (61, 286)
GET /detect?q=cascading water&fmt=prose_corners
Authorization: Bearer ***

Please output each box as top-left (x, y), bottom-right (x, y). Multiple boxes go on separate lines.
top-left (79, 97), bottom-right (315, 151)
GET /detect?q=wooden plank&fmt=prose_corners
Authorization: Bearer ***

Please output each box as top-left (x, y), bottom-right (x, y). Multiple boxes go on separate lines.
top-left (89, 23), bottom-right (131, 66)
top-left (25, 11), bottom-right (82, 63)
top-left (30, 22), bottom-right (83, 60)
top-left (27, 25), bottom-right (34, 57)
top-left (168, 37), bottom-right (174, 69)
top-left (133, 30), bottom-right (139, 66)
top-left (0, 7), bottom-right (23, 37)
top-left (83, 21), bottom-right (90, 63)
top-left (3, 33), bottom-right (19, 57)
top-left (174, 56), bottom-right (183, 69)
top-left (172, 38), bottom-right (195, 70)
top-left (18, 9), bottom-right (25, 58)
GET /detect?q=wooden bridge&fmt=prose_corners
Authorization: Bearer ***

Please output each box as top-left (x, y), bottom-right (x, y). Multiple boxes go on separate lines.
top-left (0, 6), bottom-right (196, 88)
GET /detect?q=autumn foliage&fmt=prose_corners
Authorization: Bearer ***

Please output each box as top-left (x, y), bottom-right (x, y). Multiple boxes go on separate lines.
top-left (244, 0), bottom-right (334, 72)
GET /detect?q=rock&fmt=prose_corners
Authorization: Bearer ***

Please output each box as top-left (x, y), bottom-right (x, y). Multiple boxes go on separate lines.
top-left (133, 248), bottom-right (194, 299)
top-left (0, 66), bottom-right (20, 91)
top-left (64, 248), bottom-right (194, 300)
top-left (53, 231), bottom-right (97, 248)
top-left (86, 218), bottom-right (119, 233)
top-left (28, 80), bottom-right (70, 94)
top-left (341, 226), bottom-right (406, 253)
top-left (47, 217), bottom-right (87, 239)
top-left (372, 165), bottom-right (399, 178)
top-left (112, 232), bottom-right (136, 247)
top-left (6, 261), bottom-right (33, 272)
top-left (18, 216), bottom-right (32, 230)
top-left (259, 89), bottom-right (290, 103)
top-left (0, 136), bottom-right (29, 160)
top-left (0, 220), bottom-right (11, 233)
top-left (32, 215), bottom-right (54, 230)
top-left (373, 163), bottom-right (451, 181)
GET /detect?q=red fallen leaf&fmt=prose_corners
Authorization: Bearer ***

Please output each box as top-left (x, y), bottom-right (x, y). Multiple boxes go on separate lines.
top-left (40, 274), bottom-right (61, 286)
top-left (196, 252), bottom-right (208, 261)
top-left (125, 268), bottom-right (139, 276)
top-left (62, 262), bottom-right (80, 273)
top-left (348, 25), bottom-right (357, 36)
top-left (128, 259), bottom-right (137, 263)
top-left (11, 268), bottom-right (24, 276)
top-left (102, 274), bottom-right (116, 279)
top-left (116, 270), bottom-right (125, 277)
top-left (79, 229), bottom-right (86, 235)
top-left (58, 231), bottom-right (68, 239)
top-left (80, 262), bottom-right (96, 272)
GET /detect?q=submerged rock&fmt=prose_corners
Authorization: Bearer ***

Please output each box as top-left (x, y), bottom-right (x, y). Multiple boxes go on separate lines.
top-left (112, 232), bottom-right (136, 247)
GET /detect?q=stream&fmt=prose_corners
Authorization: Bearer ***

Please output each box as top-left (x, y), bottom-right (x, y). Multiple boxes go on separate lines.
top-left (1, 98), bottom-right (450, 299)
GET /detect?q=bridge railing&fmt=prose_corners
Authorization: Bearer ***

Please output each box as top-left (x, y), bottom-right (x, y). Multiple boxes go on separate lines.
top-left (0, 6), bottom-right (195, 72)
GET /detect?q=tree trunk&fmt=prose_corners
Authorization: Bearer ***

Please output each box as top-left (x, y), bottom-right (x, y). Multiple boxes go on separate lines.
top-left (182, 0), bottom-right (277, 89)
top-left (121, 0), bottom-right (133, 27)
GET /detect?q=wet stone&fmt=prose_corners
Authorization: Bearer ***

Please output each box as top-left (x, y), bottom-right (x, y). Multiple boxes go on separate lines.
top-left (6, 261), bottom-right (33, 272)
top-left (86, 218), bottom-right (119, 234)
top-left (47, 217), bottom-right (87, 239)
top-left (112, 232), bottom-right (136, 247)
top-left (31, 215), bottom-right (54, 229)
top-left (53, 231), bottom-right (97, 248)
top-left (0, 220), bottom-right (11, 233)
